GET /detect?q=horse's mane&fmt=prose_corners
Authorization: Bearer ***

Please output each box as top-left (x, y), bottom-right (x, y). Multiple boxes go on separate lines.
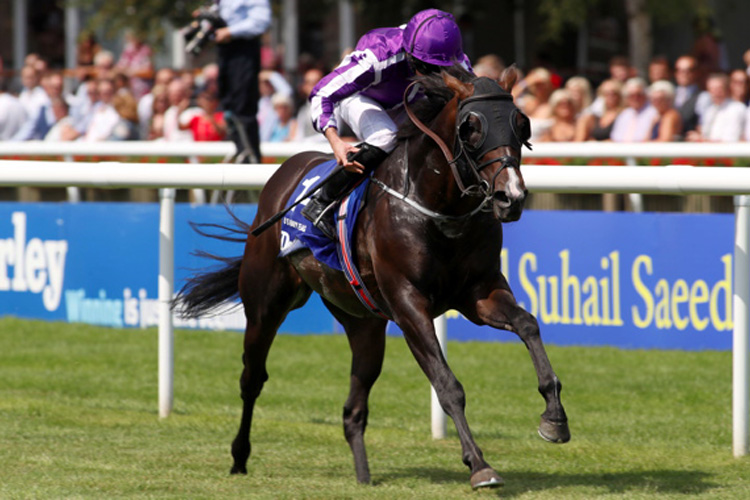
top-left (397, 64), bottom-right (474, 140)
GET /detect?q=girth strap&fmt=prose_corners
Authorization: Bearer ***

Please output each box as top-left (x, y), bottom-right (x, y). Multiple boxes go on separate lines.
top-left (335, 191), bottom-right (391, 320)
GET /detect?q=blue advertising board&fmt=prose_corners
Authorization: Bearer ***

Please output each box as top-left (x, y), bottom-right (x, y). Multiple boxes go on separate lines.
top-left (458, 211), bottom-right (734, 351)
top-left (0, 202), bottom-right (334, 334)
top-left (0, 202), bottom-right (735, 351)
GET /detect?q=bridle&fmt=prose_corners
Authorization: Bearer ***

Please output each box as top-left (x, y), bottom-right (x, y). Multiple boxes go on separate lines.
top-left (401, 78), bottom-right (531, 205)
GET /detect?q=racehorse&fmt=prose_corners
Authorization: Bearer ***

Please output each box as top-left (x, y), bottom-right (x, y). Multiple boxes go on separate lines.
top-left (174, 66), bottom-right (570, 489)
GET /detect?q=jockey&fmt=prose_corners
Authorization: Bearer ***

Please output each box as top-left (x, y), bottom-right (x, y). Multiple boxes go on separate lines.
top-left (303, 8), bottom-right (472, 239)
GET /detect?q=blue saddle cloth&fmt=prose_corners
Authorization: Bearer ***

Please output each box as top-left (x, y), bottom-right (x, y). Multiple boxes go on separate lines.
top-left (279, 159), bottom-right (369, 271)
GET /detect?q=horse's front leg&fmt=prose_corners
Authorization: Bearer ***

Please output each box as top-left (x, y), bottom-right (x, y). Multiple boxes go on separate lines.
top-left (460, 276), bottom-right (570, 444)
top-left (387, 285), bottom-right (503, 489)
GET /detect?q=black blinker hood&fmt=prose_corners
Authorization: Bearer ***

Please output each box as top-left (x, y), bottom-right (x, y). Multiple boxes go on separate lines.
top-left (457, 77), bottom-right (531, 156)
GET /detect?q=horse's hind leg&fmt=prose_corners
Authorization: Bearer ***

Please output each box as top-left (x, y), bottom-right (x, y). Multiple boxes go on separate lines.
top-left (230, 257), bottom-right (310, 475)
top-left (462, 277), bottom-right (570, 444)
top-left (230, 324), bottom-right (274, 475)
top-left (322, 300), bottom-right (387, 484)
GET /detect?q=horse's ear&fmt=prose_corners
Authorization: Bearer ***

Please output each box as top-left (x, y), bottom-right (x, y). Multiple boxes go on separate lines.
top-left (443, 72), bottom-right (474, 101)
top-left (499, 65), bottom-right (520, 93)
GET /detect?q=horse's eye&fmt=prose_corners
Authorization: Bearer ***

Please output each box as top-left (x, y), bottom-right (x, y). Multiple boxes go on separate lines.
top-left (458, 116), bottom-right (474, 141)
top-left (459, 113), bottom-right (484, 150)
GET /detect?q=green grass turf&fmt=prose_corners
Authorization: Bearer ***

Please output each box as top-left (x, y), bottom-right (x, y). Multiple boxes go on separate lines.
top-left (0, 317), bottom-right (748, 499)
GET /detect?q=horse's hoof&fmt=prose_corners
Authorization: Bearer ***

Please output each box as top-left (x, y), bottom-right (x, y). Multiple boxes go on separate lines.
top-left (230, 464), bottom-right (247, 475)
top-left (355, 470), bottom-right (371, 485)
top-left (538, 417), bottom-right (571, 443)
top-left (470, 467), bottom-right (504, 489)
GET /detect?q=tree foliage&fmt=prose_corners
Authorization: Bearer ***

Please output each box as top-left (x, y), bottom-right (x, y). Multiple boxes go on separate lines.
top-left (71, 0), bottom-right (492, 47)
top-left (537, 0), bottom-right (714, 43)
top-left (68, 0), bottom-right (203, 43)
top-left (70, 0), bottom-right (718, 68)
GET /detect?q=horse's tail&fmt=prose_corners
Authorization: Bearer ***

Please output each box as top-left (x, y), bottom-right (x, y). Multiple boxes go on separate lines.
top-left (172, 208), bottom-right (251, 319)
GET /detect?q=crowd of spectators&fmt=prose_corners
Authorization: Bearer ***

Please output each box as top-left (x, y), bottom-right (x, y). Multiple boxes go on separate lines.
top-left (507, 51), bottom-right (750, 144)
top-left (3, 30), bottom-right (750, 148)
top-left (0, 34), bottom-right (333, 148)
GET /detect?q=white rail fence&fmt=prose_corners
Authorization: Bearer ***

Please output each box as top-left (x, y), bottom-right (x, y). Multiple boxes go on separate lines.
top-left (3, 140), bottom-right (749, 208)
top-left (1, 142), bottom-right (749, 457)
top-left (1, 140), bottom-right (750, 159)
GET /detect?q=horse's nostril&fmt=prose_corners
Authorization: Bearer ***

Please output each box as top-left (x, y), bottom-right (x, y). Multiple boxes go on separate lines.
top-left (494, 191), bottom-right (510, 205)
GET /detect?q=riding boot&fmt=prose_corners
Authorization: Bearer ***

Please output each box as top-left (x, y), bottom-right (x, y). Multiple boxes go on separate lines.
top-left (302, 143), bottom-right (388, 240)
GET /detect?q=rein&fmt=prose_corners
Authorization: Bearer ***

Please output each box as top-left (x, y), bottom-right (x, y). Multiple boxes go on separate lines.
top-left (402, 81), bottom-right (456, 164)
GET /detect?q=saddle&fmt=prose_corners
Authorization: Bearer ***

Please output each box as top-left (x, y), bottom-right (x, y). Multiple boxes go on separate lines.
top-left (279, 159), bottom-right (388, 319)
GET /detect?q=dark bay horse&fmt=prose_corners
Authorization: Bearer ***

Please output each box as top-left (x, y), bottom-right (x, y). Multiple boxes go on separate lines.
top-left (175, 67), bottom-right (570, 489)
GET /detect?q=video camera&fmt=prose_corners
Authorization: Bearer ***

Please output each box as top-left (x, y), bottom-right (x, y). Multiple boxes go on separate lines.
top-left (182, 4), bottom-right (226, 56)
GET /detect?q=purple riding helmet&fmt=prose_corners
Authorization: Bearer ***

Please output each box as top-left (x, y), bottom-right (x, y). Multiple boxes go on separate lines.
top-left (403, 9), bottom-right (463, 66)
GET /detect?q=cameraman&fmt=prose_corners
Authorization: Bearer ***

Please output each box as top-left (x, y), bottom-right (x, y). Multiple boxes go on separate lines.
top-left (210, 0), bottom-right (271, 162)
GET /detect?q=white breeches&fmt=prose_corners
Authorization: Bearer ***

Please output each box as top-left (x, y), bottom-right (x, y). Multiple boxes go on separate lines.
top-left (333, 94), bottom-right (403, 153)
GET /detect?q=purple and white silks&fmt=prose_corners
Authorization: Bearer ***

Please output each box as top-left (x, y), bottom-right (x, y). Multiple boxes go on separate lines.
top-left (309, 26), bottom-right (471, 135)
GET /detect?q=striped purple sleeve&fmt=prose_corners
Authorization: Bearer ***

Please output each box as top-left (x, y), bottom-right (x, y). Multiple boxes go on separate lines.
top-left (461, 54), bottom-right (473, 74)
top-left (309, 50), bottom-right (378, 133)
